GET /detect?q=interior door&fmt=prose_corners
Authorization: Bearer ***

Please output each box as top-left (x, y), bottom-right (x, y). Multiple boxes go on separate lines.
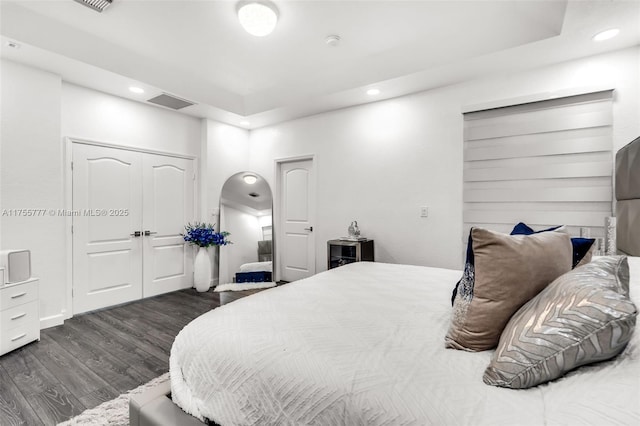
top-left (72, 143), bottom-right (143, 314)
top-left (142, 154), bottom-right (194, 297)
top-left (278, 158), bottom-right (315, 282)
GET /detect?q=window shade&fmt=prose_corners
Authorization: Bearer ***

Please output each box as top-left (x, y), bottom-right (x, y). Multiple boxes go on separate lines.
top-left (463, 90), bottom-right (613, 245)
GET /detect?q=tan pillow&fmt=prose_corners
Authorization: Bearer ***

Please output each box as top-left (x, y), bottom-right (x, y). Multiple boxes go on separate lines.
top-left (445, 228), bottom-right (572, 351)
top-left (484, 256), bottom-right (637, 388)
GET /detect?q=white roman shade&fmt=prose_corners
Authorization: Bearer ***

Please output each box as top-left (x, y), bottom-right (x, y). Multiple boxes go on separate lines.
top-left (463, 89), bottom-right (614, 243)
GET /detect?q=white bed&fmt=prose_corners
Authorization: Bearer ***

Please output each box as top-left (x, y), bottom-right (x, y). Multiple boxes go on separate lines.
top-left (170, 259), bottom-right (640, 425)
top-left (238, 261), bottom-right (272, 273)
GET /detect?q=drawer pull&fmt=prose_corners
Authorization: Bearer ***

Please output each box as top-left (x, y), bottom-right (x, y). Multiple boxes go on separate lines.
top-left (11, 312), bottom-right (26, 321)
top-left (11, 333), bottom-right (27, 342)
top-left (10, 292), bottom-right (27, 299)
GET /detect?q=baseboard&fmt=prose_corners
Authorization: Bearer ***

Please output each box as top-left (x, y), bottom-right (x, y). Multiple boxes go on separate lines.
top-left (40, 312), bottom-right (65, 330)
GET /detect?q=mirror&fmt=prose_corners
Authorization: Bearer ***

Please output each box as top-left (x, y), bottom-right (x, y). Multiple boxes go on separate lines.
top-left (218, 172), bottom-right (273, 284)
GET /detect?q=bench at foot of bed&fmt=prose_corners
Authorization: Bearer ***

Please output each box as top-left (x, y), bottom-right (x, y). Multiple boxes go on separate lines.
top-left (129, 377), bottom-right (205, 426)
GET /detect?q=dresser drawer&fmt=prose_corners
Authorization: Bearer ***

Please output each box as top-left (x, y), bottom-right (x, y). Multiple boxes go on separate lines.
top-left (1, 300), bottom-right (38, 333)
top-left (0, 280), bottom-right (38, 311)
top-left (0, 319), bottom-right (40, 356)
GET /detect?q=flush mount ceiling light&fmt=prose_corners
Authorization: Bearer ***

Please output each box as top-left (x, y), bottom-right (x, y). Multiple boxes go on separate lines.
top-left (243, 174), bottom-right (258, 184)
top-left (366, 88), bottom-right (380, 96)
top-left (593, 28), bottom-right (620, 41)
top-left (237, 1), bottom-right (278, 37)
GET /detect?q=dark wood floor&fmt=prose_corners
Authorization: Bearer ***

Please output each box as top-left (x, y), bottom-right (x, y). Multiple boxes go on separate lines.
top-left (0, 288), bottom-right (220, 426)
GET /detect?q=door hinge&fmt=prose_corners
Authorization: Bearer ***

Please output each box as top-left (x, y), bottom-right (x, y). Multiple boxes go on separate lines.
top-left (71, 161), bottom-right (74, 170)
top-left (71, 225), bottom-right (73, 234)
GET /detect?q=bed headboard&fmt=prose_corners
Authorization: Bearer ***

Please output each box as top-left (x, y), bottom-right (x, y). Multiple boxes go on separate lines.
top-left (616, 136), bottom-right (640, 256)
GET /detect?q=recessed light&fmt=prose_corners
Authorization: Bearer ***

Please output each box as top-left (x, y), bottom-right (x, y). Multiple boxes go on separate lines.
top-left (593, 28), bottom-right (620, 42)
top-left (243, 174), bottom-right (258, 185)
top-left (367, 88), bottom-right (380, 96)
top-left (129, 86), bottom-right (144, 94)
top-left (237, 1), bottom-right (278, 37)
top-left (240, 120), bottom-right (250, 126)
top-left (6, 41), bottom-right (21, 49)
top-left (325, 35), bottom-right (341, 47)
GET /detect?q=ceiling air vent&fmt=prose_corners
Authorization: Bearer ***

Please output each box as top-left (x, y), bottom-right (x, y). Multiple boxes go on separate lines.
top-left (147, 93), bottom-right (196, 110)
top-left (73, 0), bottom-right (113, 13)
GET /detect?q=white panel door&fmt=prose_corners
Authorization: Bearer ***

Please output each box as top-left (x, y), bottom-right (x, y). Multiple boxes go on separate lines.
top-left (142, 154), bottom-right (194, 297)
top-left (72, 144), bottom-right (143, 314)
top-left (279, 159), bottom-right (315, 282)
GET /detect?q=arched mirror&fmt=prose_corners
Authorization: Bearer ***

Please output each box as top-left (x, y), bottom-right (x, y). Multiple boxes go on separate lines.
top-left (218, 172), bottom-right (273, 284)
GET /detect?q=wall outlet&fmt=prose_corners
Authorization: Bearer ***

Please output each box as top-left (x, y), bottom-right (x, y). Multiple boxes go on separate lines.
top-left (420, 206), bottom-right (428, 218)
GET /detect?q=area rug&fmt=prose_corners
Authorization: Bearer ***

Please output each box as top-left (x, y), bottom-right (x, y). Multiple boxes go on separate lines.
top-left (57, 373), bottom-right (169, 426)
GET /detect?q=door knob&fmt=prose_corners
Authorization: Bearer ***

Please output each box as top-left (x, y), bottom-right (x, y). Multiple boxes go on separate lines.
top-left (144, 230), bottom-right (158, 236)
top-left (130, 231), bottom-right (142, 237)
top-left (304, 226), bottom-right (313, 232)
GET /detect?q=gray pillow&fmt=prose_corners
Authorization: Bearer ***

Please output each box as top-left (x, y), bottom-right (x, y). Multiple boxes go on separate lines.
top-left (484, 256), bottom-right (638, 389)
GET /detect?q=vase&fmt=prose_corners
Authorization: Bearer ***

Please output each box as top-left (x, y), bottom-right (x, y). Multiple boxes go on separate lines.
top-left (193, 246), bottom-right (212, 292)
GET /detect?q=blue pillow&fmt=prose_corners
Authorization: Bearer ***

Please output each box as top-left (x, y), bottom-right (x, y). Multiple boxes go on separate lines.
top-left (570, 238), bottom-right (597, 268)
top-left (509, 223), bottom-right (595, 268)
top-left (510, 222), bottom-right (563, 235)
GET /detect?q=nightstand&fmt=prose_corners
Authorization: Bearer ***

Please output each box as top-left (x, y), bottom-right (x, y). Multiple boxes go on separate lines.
top-left (327, 239), bottom-right (374, 269)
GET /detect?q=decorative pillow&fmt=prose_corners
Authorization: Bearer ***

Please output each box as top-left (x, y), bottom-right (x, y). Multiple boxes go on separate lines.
top-left (484, 256), bottom-right (637, 389)
top-left (571, 237), bottom-right (596, 267)
top-left (510, 222), bottom-right (595, 268)
top-left (450, 223), bottom-right (589, 305)
top-left (445, 227), bottom-right (572, 352)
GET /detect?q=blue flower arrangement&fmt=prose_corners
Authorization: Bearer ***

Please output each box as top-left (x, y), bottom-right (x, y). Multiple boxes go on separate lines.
top-left (182, 222), bottom-right (231, 248)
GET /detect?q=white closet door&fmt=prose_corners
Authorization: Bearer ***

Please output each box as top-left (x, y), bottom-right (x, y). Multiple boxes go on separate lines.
top-left (142, 154), bottom-right (195, 297)
top-left (72, 144), bottom-right (143, 315)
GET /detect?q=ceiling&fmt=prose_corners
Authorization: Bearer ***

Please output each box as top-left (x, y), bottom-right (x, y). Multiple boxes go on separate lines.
top-left (1, 0), bottom-right (639, 128)
top-left (221, 172), bottom-right (272, 214)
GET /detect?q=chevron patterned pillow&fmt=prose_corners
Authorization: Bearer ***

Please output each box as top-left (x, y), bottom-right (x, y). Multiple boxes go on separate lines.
top-left (484, 256), bottom-right (638, 389)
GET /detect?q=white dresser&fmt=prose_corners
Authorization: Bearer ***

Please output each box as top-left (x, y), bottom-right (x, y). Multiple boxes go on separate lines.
top-left (0, 278), bottom-right (40, 356)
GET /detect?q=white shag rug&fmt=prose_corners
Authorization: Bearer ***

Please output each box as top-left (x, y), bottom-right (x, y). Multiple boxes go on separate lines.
top-left (214, 282), bottom-right (276, 292)
top-left (57, 373), bottom-right (169, 426)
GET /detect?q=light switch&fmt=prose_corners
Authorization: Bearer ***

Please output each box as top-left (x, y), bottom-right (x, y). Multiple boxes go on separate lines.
top-left (420, 206), bottom-right (428, 218)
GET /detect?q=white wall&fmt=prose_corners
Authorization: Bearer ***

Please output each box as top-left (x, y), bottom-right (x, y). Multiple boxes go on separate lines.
top-left (62, 83), bottom-right (202, 156)
top-left (247, 47), bottom-right (640, 272)
top-left (202, 119), bottom-right (250, 283)
top-left (1, 60), bottom-right (65, 327)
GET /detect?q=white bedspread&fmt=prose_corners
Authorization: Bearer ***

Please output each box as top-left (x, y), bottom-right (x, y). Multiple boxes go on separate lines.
top-left (170, 260), bottom-right (640, 426)
top-left (238, 261), bottom-right (272, 273)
